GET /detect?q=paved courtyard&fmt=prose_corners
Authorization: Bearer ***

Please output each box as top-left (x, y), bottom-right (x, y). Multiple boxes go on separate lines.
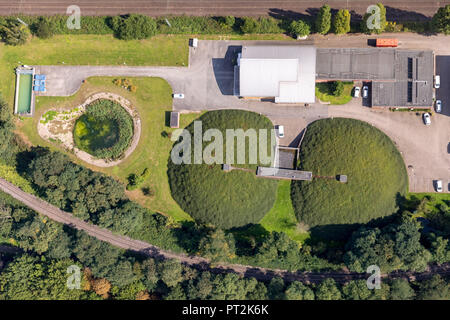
top-left (33, 34), bottom-right (450, 193)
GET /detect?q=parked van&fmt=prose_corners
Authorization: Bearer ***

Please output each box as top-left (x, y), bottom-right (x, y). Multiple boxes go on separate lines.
top-left (435, 75), bottom-right (440, 89)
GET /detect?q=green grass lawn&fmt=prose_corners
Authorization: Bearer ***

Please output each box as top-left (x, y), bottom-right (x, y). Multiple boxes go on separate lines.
top-left (18, 76), bottom-right (199, 222)
top-left (291, 118), bottom-right (408, 239)
top-left (0, 34), bottom-right (189, 107)
top-left (315, 81), bottom-right (354, 105)
top-left (260, 180), bottom-right (310, 243)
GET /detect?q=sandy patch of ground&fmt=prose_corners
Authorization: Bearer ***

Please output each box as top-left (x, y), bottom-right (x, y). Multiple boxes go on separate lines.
top-left (38, 92), bottom-right (141, 167)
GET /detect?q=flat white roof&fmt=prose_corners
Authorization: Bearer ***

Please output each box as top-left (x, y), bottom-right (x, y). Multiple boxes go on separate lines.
top-left (239, 46), bottom-right (316, 103)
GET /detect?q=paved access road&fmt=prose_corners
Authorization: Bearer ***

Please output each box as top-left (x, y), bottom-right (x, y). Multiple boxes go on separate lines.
top-left (1, 0), bottom-right (449, 21)
top-left (2, 177), bottom-right (450, 284)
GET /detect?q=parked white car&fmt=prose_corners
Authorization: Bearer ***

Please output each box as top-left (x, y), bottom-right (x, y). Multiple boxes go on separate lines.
top-left (362, 86), bottom-right (369, 98)
top-left (276, 125), bottom-right (285, 138)
top-left (435, 100), bottom-right (442, 113)
top-left (423, 112), bottom-right (431, 125)
top-left (435, 180), bottom-right (443, 192)
top-left (434, 75), bottom-right (440, 89)
top-left (353, 86), bottom-right (361, 98)
top-left (173, 93), bottom-right (185, 99)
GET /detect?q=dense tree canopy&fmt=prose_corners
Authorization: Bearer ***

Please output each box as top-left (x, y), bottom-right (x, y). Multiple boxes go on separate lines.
top-left (315, 5), bottom-right (332, 34)
top-left (333, 9), bottom-right (351, 35)
top-left (110, 14), bottom-right (157, 40)
top-left (289, 20), bottom-right (310, 38)
top-left (344, 218), bottom-right (432, 273)
top-left (0, 18), bottom-right (30, 45)
top-left (432, 5), bottom-right (450, 35)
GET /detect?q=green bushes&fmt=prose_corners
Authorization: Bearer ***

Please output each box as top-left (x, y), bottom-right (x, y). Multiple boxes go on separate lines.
top-left (0, 18), bottom-right (30, 45)
top-left (240, 17), bottom-right (283, 34)
top-left (10, 15), bottom-right (114, 35)
top-left (315, 5), bottom-right (332, 34)
top-left (291, 118), bottom-right (408, 234)
top-left (110, 14), bottom-right (157, 40)
top-left (126, 168), bottom-right (150, 191)
top-left (157, 16), bottom-right (231, 34)
top-left (289, 20), bottom-right (310, 38)
top-left (344, 218), bottom-right (432, 273)
top-left (333, 9), bottom-right (351, 34)
top-left (32, 17), bottom-right (54, 39)
top-left (167, 110), bottom-right (278, 229)
top-left (1, 8), bottom-right (449, 41)
top-left (315, 81), bottom-right (353, 105)
top-left (432, 5), bottom-right (450, 34)
top-left (73, 99), bottom-right (133, 160)
top-left (330, 81), bottom-right (344, 96)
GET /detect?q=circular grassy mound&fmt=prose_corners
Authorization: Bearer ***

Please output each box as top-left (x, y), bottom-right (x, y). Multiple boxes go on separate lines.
top-left (168, 110), bottom-right (278, 229)
top-left (291, 118), bottom-right (407, 229)
top-left (74, 99), bottom-right (133, 160)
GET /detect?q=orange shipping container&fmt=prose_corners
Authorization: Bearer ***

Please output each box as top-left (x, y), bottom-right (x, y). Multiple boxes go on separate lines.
top-left (376, 39), bottom-right (398, 47)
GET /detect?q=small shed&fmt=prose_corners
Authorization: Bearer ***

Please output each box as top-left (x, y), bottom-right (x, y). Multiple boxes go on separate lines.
top-left (170, 111), bottom-right (180, 128)
top-left (338, 175), bottom-right (347, 183)
top-left (191, 38), bottom-right (198, 48)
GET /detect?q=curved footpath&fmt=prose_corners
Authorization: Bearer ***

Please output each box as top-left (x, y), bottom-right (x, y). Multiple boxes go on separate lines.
top-left (1, 178), bottom-right (449, 284)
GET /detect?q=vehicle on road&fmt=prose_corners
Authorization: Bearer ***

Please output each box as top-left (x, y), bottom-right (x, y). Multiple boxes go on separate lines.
top-left (276, 125), bottom-right (284, 138)
top-left (434, 75), bottom-right (440, 89)
top-left (423, 112), bottom-right (431, 125)
top-left (354, 86), bottom-right (360, 98)
top-left (363, 86), bottom-right (369, 99)
top-left (435, 180), bottom-right (443, 192)
top-left (435, 100), bottom-right (442, 113)
top-left (173, 93), bottom-right (185, 99)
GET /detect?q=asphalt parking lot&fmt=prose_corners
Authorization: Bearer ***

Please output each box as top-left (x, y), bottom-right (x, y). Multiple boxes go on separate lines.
top-left (436, 56), bottom-right (450, 116)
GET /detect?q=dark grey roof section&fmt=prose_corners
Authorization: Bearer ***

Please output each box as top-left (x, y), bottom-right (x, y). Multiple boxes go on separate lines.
top-left (372, 50), bottom-right (434, 107)
top-left (316, 48), bottom-right (396, 80)
top-left (316, 48), bottom-right (434, 107)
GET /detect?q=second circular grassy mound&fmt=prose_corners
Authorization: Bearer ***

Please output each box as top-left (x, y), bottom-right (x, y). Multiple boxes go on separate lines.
top-left (291, 118), bottom-right (408, 229)
top-left (74, 99), bottom-right (133, 160)
top-left (168, 110), bottom-right (278, 229)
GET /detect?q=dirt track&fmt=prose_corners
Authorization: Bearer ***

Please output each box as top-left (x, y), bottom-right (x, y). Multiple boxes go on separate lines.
top-left (0, 1), bottom-right (449, 21)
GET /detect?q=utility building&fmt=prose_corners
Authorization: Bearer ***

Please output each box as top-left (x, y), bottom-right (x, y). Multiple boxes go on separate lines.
top-left (237, 45), bottom-right (316, 104)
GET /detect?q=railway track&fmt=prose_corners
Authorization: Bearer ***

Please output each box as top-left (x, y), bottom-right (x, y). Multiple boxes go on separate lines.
top-left (0, 1), bottom-right (448, 21)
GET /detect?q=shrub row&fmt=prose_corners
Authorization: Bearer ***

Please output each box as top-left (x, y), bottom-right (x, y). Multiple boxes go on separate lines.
top-left (1, 10), bottom-right (443, 40)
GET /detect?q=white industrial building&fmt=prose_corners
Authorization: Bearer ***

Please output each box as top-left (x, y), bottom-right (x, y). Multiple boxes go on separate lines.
top-left (236, 45), bottom-right (316, 104)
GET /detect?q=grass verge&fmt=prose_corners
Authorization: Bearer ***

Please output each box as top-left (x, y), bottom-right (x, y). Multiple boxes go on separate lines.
top-left (260, 180), bottom-right (310, 243)
top-left (315, 81), bottom-right (354, 105)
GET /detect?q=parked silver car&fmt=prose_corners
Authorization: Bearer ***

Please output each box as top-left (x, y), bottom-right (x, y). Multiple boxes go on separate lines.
top-left (436, 180), bottom-right (443, 192)
top-left (362, 86), bottom-right (369, 99)
top-left (435, 100), bottom-right (442, 113)
top-left (423, 113), bottom-right (431, 125)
